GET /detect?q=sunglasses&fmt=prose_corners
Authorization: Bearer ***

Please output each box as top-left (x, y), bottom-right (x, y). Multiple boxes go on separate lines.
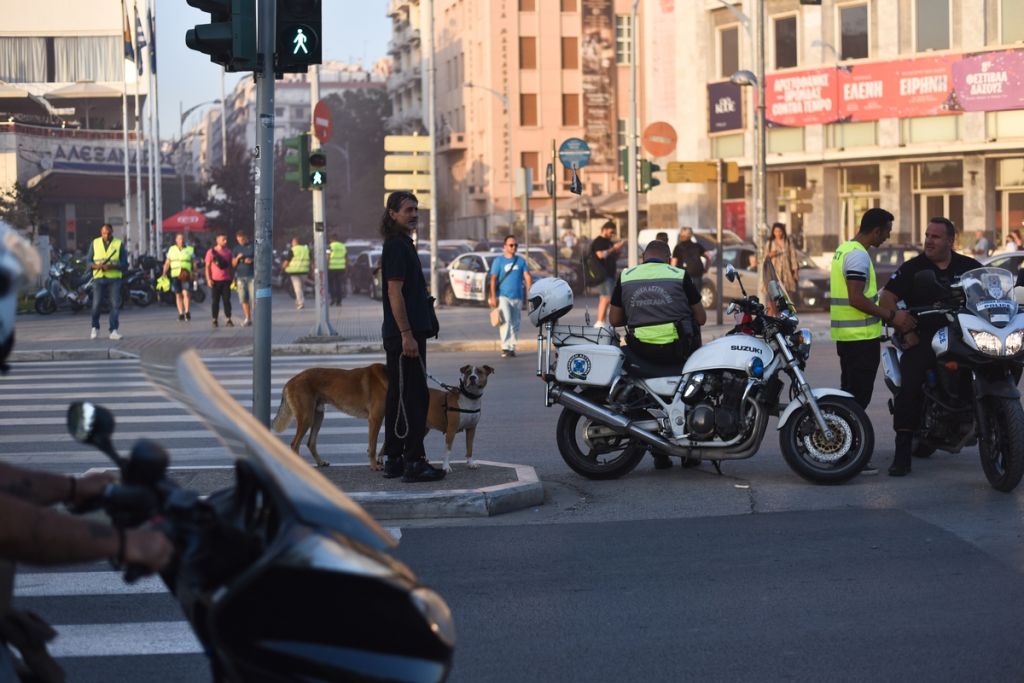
top-left (507, 243), bottom-right (518, 248)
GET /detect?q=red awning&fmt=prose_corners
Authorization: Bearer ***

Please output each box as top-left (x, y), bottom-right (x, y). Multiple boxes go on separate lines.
top-left (162, 207), bottom-right (209, 232)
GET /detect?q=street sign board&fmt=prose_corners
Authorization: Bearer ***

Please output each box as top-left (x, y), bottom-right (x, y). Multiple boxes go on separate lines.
top-left (384, 155), bottom-right (431, 172)
top-left (558, 137), bottom-right (591, 169)
top-left (642, 122), bottom-right (678, 157)
top-left (385, 173), bottom-right (431, 191)
top-left (724, 161), bottom-right (740, 183)
top-left (384, 193), bottom-right (432, 210)
top-left (313, 100), bottom-right (332, 143)
top-left (385, 135), bottom-right (432, 153)
top-left (666, 161), bottom-right (719, 183)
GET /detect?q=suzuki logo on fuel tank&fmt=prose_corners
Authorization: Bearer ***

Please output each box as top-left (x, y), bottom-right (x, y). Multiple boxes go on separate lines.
top-left (730, 345), bottom-right (763, 355)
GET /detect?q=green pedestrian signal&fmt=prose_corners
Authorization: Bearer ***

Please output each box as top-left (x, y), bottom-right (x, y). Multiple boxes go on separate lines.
top-left (184, 0), bottom-right (256, 72)
top-left (284, 133), bottom-right (311, 191)
top-left (310, 170), bottom-right (326, 189)
top-left (309, 148), bottom-right (327, 189)
top-left (275, 0), bottom-right (322, 74)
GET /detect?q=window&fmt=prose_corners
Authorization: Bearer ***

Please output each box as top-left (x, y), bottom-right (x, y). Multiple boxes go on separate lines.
top-left (560, 0), bottom-right (577, 11)
top-left (520, 94), bottom-right (538, 126)
top-left (718, 25), bottom-right (739, 79)
top-left (561, 37), bottom-right (579, 70)
top-left (562, 94), bottom-right (580, 126)
top-left (767, 128), bottom-right (805, 153)
top-left (826, 121), bottom-right (877, 148)
top-left (773, 16), bottom-right (798, 69)
top-left (914, 160), bottom-right (963, 190)
top-left (839, 3), bottom-right (869, 59)
top-left (1002, 0), bottom-right (1024, 44)
top-left (841, 166), bottom-right (880, 193)
top-left (521, 152), bottom-right (540, 187)
top-left (519, 0), bottom-right (535, 11)
top-left (0, 37), bottom-right (47, 82)
top-left (988, 110), bottom-right (1024, 139)
top-left (519, 37), bottom-right (537, 70)
top-left (711, 133), bottom-right (744, 158)
top-left (615, 15), bottom-right (632, 65)
top-left (901, 115), bottom-right (959, 144)
top-left (915, 0), bottom-right (950, 51)
top-left (998, 159), bottom-right (1024, 187)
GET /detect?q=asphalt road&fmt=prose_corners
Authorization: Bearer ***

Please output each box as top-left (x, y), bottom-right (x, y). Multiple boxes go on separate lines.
top-left (6, 336), bottom-right (1024, 681)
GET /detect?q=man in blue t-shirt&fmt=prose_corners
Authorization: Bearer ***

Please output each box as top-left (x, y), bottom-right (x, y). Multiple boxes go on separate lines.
top-left (488, 235), bottom-right (533, 358)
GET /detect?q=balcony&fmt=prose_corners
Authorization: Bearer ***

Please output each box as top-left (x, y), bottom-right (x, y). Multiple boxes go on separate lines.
top-left (438, 131), bottom-right (467, 155)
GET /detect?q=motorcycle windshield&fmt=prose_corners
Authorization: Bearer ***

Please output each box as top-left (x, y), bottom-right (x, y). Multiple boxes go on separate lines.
top-left (763, 256), bottom-right (797, 316)
top-left (140, 347), bottom-right (397, 551)
top-left (960, 267), bottom-right (1017, 327)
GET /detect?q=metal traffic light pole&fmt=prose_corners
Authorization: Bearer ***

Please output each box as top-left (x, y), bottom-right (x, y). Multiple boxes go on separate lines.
top-left (308, 63), bottom-right (335, 337)
top-left (252, 0), bottom-right (276, 427)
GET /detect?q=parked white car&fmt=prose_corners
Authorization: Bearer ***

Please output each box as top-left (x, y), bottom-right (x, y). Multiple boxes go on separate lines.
top-left (442, 251), bottom-right (545, 305)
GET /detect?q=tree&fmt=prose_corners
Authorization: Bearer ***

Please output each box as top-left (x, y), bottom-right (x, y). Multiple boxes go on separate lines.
top-left (204, 135), bottom-right (256, 236)
top-left (0, 182), bottom-right (42, 238)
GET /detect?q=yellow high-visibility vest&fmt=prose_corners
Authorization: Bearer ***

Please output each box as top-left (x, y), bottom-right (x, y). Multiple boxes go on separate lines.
top-left (167, 245), bottom-right (195, 277)
top-left (285, 244), bottom-right (311, 274)
top-left (328, 241), bottom-right (347, 270)
top-left (830, 240), bottom-right (882, 341)
top-left (91, 237), bottom-right (123, 279)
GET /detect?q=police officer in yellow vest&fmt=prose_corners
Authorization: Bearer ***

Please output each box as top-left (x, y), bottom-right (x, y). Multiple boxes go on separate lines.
top-left (830, 208), bottom-right (914, 474)
top-left (283, 237), bottom-right (311, 310)
top-left (162, 232), bottom-right (197, 322)
top-left (327, 234), bottom-right (347, 307)
top-left (88, 223), bottom-right (127, 340)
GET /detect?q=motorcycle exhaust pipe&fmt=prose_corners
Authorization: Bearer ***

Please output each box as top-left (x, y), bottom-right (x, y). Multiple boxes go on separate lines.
top-left (550, 386), bottom-right (694, 459)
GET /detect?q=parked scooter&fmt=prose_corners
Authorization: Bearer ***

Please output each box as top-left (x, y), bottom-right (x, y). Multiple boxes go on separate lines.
top-left (881, 267), bottom-right (1024, 492)
top-left (34, 256), bottom-right (92, 315)
top-left (529, 262), bottom-right (873, 483)
top-left (65, 348), bottom-right (454, 681)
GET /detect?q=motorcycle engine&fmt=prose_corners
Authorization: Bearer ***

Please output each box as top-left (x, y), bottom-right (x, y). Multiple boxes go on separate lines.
top-left (685, 372), bottom-right (747, 441)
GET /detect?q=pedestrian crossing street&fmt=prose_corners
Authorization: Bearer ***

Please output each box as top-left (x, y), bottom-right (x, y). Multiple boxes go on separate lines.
top-left (0, 355), bottom-right (388, 470)
top-left (1, 355), bottom-right (399, 679)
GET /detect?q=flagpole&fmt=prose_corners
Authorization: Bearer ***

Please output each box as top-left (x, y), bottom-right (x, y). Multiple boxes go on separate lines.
top-left (132, 0), bottom-right (145, 262)
top-left (145, 0), bottom-right (155, 258)
top-left (120, 0), bottom-right (133, 252)
top-left (150, 0), bottom-right (164, 256)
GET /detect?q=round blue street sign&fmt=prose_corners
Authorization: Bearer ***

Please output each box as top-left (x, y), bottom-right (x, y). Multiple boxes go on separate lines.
top-left (558, 138), bottom-right (592, 169)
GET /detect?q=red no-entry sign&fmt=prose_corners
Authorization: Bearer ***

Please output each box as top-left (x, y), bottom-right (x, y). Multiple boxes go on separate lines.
top-left (313, 100), bottom-right (333, 143)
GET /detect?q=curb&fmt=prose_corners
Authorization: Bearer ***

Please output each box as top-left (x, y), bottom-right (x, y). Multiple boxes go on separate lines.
top-left (10, 348), bottom-right (140, 362)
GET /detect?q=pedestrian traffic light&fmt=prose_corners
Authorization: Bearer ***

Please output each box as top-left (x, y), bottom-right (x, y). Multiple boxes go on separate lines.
top-left (284, 133), bottom-right (311, 190)
top-left (545, 163), bottom-right (555, 196)
top-left (309, 148), bottom-right (327, 189)
top-left (276, 0), bottom-right (322, 74)
top-left (184, 0), bottom-right (257, 72)
top-left (640, 159), bottom-right (662, 193)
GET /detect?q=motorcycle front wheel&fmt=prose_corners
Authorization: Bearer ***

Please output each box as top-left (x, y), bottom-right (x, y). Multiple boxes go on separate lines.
top-left (978, 397), bottom-right (1024, 492)
top-left (191, 286), bottom-right (206, 303)
top-left (779, 396), bottom-right (874, 484)
top-left (555, 403), bottom-right (646, 480)
top-left (34, 296), bottom-right (57, 315)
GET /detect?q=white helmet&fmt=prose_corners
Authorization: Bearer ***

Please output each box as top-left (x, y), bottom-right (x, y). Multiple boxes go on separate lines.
top-left (0, 223), bottom-right (40, 373)
top-left (528, 277), bottom-right (573, 327)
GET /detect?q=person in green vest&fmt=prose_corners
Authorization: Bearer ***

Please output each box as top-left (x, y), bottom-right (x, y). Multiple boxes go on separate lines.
top-left (327, 234), bottom-right (347, 307)
top-left (830, 208), bottom-right (914, 475)
top-left (162, 232), bottom-right (197, 321)
top-left (283, 236), bottom-right (311, 310)
top-left (88, 223), bottom-right (127, 340)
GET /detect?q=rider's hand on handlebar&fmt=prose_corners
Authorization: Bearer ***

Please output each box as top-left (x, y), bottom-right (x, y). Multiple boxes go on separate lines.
top-left (891, 310), bottom-right (916, 334)
top-left (124, 527), bottom-right (174, 573)
top-left (72, 471), bottom-right (117, 507)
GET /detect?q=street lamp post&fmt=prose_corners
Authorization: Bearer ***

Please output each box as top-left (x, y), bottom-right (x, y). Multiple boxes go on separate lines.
top-left (178, 98), bottom-right (221, 210)
top-left (627, 0), bottom-right (639, 269)
top-left (465, 81), bottom-right (515, 232)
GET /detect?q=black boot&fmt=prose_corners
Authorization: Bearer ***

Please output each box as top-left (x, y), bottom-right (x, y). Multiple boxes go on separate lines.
top-left (402, 458), bottom-right (446, 483)
top-left (382, 456), bottom-right (405, 479)
top-left (889, 431), bottom-right (913, 477)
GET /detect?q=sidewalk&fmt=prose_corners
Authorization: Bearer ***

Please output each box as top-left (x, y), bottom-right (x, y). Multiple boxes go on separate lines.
top-left (11, 288), bottom-right (832, 361)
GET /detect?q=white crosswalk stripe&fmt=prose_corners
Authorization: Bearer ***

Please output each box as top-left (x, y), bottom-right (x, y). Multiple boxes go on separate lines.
top-left (0, 355), bottom-right (386, 470)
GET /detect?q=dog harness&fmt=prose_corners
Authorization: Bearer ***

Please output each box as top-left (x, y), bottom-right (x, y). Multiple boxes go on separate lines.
top-left (443, 380), bottom-right (482, 431)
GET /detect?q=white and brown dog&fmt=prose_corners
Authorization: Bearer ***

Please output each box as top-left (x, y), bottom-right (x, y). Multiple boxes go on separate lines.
top-left (428, 364), bottom-right (494, 472)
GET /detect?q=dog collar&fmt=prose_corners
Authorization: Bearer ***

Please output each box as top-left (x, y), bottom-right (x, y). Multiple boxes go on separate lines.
top-left (459, 380), bottom-right (483, 400)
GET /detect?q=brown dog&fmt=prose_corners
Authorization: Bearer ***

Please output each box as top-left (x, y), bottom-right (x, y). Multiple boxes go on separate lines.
top-left (271, 363), bottom-right (494, 471)
top-left (271, 364), bottom-right (388, 469)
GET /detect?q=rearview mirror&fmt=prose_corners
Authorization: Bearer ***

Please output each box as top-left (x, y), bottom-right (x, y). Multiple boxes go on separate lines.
top-left (66, 402), bottom-right (121, 464)
top-left (725, 264), bottom-right (738, 283)
top-left (912, 269), bottom-right (948, 302)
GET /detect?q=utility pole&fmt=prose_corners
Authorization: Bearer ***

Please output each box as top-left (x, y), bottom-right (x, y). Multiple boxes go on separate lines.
top-left (755, 0), bottom-right (768, 288)
top-left (252, 0), bottom-right (276, 426)
top-left (308, 64), bottom-right (335, 337)
top-left (626, 0), bottom-right (640, 268)
top-left (424, 0), bottom-right (439, 299)
top-left (551, 139), bottom-right (558, 280)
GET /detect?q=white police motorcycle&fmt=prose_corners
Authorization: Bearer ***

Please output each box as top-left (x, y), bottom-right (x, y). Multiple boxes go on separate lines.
top-left (881, 267), bottom-right (1024, 492)
top-left (528, 263), bottom-right (873, 483)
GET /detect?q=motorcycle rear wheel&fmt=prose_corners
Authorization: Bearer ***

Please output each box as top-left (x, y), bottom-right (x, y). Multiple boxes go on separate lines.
top-left (978, 397), bottom-right (1024, 493)
top-left (34, 296), bottom-right (57, 315)
top-left (556, 404), bottom-right (646, 480)
top-left (191, 286), bottom-right (206, 303)
top-left (779, 396), bottom-right (873, 484)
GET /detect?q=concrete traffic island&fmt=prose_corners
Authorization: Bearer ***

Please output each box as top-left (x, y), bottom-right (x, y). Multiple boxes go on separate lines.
top-left (164, 460), bottom-right (544, 520)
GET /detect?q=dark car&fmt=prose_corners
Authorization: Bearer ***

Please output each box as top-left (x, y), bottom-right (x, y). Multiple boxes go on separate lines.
top-left (348, 250), bottom-right (380, 295)
top-left (702, 244), bottom-right (830, 311)
top-left (871, 245), bottom-right (922, 285)
top-left (367, 251), bottom-right (445, 300)
top-left (522, 245), bottom-right (583, 293)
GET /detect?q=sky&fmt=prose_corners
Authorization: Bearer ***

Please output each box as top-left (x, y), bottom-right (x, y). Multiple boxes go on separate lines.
top-left (157, 1), bottom-right (391, 136)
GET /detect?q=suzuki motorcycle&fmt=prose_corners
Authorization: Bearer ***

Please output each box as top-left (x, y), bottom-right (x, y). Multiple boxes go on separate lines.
top-left (34, 257), bottom-right (93, 315)
top-left (529, 264), bottom-right (873, 484)
top-left (881, 266), bottom-right (1024, 492)
top-left (66, 347), bottom-right (454, 681)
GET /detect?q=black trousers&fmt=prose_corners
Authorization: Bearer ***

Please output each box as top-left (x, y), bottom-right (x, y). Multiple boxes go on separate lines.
top-left (893, 342), bottom-right (936, 431)
top-left (210, 280), bottom-right (232, 320)
top-left (835, 338), bottom-right (880, 410)
top-left (328, 269), bottom-right (346, 304)
top-left (382, 333), bottom-right (428, 462)
top-left (626, 336), bottom-right (692, 366)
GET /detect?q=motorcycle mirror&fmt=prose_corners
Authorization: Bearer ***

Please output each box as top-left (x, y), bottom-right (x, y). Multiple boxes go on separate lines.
top-left (725, 264), bottom-right (738, 283)
top-left (912, 269), bottom-right (948, 301)
top-left (66, 402), bottom-right (123, 465)
top-left (124, 439), bottom-right (170, 486)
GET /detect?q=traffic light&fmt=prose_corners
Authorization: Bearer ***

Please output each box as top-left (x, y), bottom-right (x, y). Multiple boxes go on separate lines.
top-left (640, 159), bottom-right (662, 193)
top-left (284, 133), bottom-right (311, 190)
top-left (309, 148), bottom-right (326, 189)
top-left (184, 0), bottom-right (257, 72)
top-left (276, 0), bottom-right (322, 74)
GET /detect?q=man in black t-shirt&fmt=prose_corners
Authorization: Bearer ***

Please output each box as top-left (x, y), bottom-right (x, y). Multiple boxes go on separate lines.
top-left (379, 191), bottom-right (445, 484)
top-left (670, 226), bottom-right (707, 282)
top-left (879, 217), bottom-right (982, 476)
top-left (589, 220), bottom-right (624, 329)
